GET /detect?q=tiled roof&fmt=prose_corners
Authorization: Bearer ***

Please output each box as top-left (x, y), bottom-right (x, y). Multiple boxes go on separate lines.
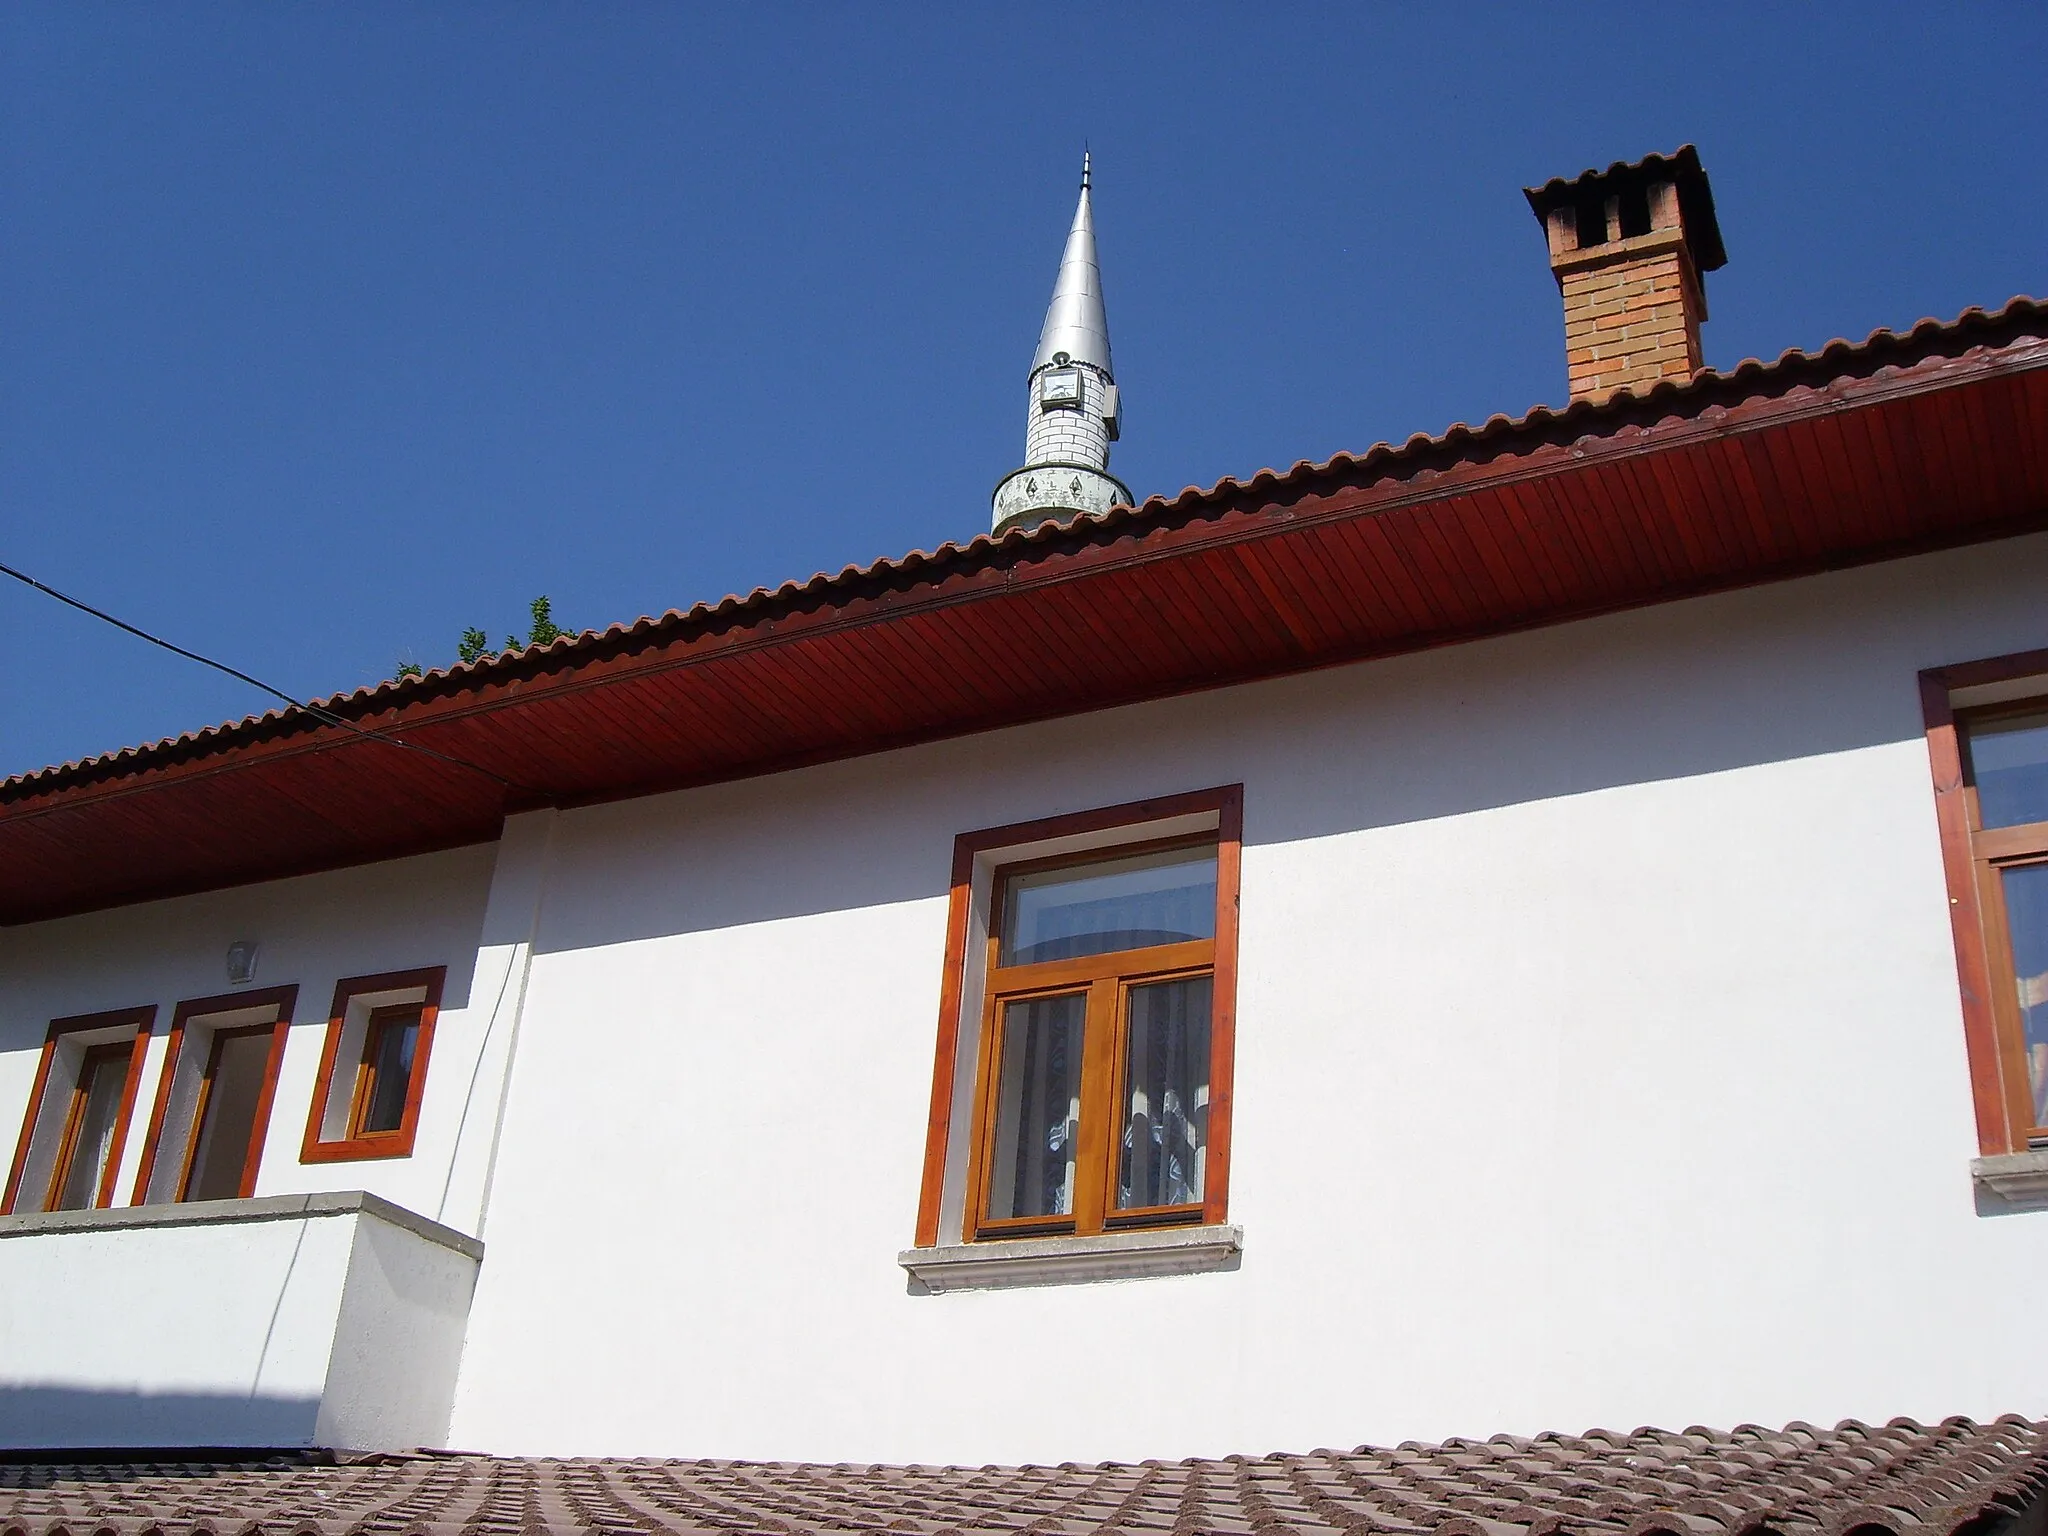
top-left (1, 1418), bottom-right (2044, 1536)
top-left (4, 295), bottom-right (2045, 925)
top-left (4, 293), bottom-right (2040, 806)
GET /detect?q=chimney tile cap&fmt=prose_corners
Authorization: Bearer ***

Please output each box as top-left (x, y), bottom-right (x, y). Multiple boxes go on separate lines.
top-left (1523, 144), bottom-right (1727, 272)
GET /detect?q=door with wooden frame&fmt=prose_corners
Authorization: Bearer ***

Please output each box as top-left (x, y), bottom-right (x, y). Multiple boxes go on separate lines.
top-left (177, 1024), bottom-right (280, 1202)
top-left (45, 1041), bottom-right (138, 1212)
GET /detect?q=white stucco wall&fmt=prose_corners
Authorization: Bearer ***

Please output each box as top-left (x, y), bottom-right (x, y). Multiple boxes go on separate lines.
top-left (0, 844), bottom-right (505, 1231)
top-left (6, 533), bottom-right (2047, 1463)
top-left (441, 531), bottom-right (2048, 1464)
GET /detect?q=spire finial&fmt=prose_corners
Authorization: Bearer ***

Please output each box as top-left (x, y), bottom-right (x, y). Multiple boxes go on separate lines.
top-left (1081, 148), bottom-right (1091, 191)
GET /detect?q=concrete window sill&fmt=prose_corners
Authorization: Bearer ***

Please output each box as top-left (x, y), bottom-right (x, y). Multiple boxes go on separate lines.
top-left (1973, 1150), bottom-right (2048, 1207)
top-left (899, 1224), bottom-right (1242, 1294)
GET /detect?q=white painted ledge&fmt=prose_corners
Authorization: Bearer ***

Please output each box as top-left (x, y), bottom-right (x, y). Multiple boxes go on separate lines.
top-left (1973, 1150), bottom-right (2048, 1204)
top-left (900, 1224), bottom-right (1243, 1293)
top-left (0, 1188), bottom-right (483, 1260)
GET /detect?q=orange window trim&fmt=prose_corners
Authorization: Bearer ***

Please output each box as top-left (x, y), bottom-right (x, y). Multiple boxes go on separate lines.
top-left (1921, 646), bottom-right (2048, 1156)
top-left (299, 967), bottom-right (445, 1164)
top-left (130, 985), bottom-right (297, 1205)
top-left (912, 784), bottom-right (1243, 1248)
top-left (2, 1006), bottom-right (155, 1215)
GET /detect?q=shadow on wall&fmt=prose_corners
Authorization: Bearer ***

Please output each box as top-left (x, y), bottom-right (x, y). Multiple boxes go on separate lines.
top-left (0, 848), bottom-right (485, 1061)
top-left (533, 537), bottom-right (2048, 955)
top-left (0, 1384), bottom-right (320, 1452)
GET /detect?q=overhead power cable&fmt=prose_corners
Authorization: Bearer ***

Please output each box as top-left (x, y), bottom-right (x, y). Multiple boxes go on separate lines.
top-left (1, 557), bottom-right (545, 796)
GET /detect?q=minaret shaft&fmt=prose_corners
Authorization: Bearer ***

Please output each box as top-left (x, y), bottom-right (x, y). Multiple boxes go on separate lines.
top-left (1022, 363), bottom-right (1113, 470)
top-left (992, 154), bottom-right (1129, 535)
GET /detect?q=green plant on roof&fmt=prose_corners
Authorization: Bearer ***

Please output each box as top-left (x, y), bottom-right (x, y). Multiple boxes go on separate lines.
top-left (397, 597), bottom-right (569, 681)
top-left (524, 596), bottom-right (563, 647)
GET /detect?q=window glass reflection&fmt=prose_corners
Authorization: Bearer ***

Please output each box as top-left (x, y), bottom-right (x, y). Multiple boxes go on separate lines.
top-left (2004, 862), bottom-right (2048, 1128)
top-left (986, 993), bottom-right (1085, 1221)
top-left (1117, 976), bottom-right (1211, 1211)
top-left (53, 1047), bottom-right (130, 1212)
top-left (1001, 846), bottom-right (1216, 965)
top-left (184, 1030), bottom-right (272, 1202)
top-left (1971, 711), bottom-right (2048, 829)
top-left (358, 1011), bottom-right (419, 1136)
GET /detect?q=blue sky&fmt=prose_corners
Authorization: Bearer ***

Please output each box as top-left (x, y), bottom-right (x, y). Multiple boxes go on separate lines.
top-left (3, 6), bottom-right (2044, 780)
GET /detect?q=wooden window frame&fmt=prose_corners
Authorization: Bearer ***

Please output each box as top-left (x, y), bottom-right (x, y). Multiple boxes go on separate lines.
top-left (2, 1006), bottom-right (155, 1215)
top-left (300, 967), bottom-right (444, 1164)
top-left (913, 785), bottom-right (1243, 1248)
top-left (1922, 647), bottom-right (2048, 1155)
top-left (130, 986), bottom-right (296, 1205)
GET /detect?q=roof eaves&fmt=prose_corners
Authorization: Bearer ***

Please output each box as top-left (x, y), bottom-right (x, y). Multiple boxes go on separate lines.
top-left (5, 294), bottom-right (2044, 805)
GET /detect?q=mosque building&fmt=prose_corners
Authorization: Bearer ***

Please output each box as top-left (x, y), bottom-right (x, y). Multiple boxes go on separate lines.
top-left (1, 146), bottom-right (2046, 1528)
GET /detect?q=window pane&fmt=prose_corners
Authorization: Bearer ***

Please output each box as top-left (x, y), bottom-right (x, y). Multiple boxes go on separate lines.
top-left (54, 1050), bottom-right (130, 1212)
top-left (1117, 976), bottom-right (1212, 1210)
top-left (359, 1015), bottom-right (419, 1135)
top-left (1971, 711), bottom-right (2048, 829)
top-left (1001, 846), bottom-right (1217, 965)
top-left (186, 1031), bottom-right (272, 1202)
top-left (985, 993), bottom-right (1085, 1221)
top-left (2006, 863), bottom-right (2048, 1128)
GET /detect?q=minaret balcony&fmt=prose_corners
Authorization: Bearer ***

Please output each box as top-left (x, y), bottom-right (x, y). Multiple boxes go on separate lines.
top-left (991, 463), bottom-right (1132, 536)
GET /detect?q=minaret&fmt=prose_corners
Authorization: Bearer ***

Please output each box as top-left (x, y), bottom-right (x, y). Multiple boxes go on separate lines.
top-left (991, 153), bottom-right (1131, 535)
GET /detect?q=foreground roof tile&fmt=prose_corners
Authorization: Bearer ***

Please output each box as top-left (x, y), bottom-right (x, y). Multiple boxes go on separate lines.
top-left (0, 1419), bottom-right (2043, 1536)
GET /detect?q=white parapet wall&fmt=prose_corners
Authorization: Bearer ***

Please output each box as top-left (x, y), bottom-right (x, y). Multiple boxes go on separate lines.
top-left (0, 1191), bottom-right (480, 1452)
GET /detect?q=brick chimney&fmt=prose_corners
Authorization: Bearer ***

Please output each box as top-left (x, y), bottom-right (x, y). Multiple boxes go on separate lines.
top-left (1524, 145), bottom-right (1726, 403)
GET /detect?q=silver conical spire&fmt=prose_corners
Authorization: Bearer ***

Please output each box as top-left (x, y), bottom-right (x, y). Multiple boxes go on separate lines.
top-left (1030, 153), bottom-right (1113, 375)
top-left (992, 153), bottom-right (1131, 535)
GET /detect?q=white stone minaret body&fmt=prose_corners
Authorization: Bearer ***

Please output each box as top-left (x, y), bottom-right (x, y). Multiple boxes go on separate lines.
top-left (991, 154), bottom-right (1131, 535)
